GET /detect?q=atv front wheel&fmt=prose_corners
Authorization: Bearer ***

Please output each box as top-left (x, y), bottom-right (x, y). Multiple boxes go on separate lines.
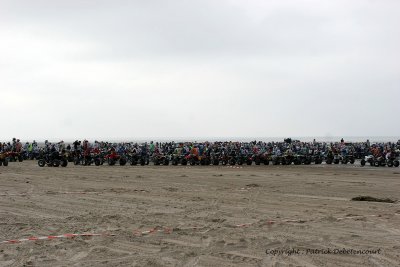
top-left (61, 159), bottom-right (68, 167)
top-left (360, 159), bottom-right (366, 166)
top-left (119, 158), bottom-right (127, 166)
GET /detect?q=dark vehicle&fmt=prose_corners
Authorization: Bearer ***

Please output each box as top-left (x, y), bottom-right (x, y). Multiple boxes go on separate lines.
top-left (340, 153), bottom-right (355, 164)
top-left (200, 154), bottom-right (211, 166)
top-left (313, 153), bottom-right (324, 164)
top-left (129, 153), bottom-right (147, 166)
top-left (293, 154), bottom-right (312, 165)
top-left (210, 152), bottom-right (220, 165)
top-left (153, 154), bottom-right (169, 165)
top-left (0, 152), bottom-right (9, 166)
top-left (385, 152), bottom-right (400, 167)
top-left (325, 151), bottom-right (334, 164)
top-left (171, 154), bottom-right (186, 166)
top-left (219, 153), bottom-right (229, 166)
top-left (253, 153), bottom-right (270, 165)
top-left (38, 151), bottom-right (68, 167)
top-left (333, 153), bottom-right (341, 164)
top-left (271, 155), bottom-right (284, 165)
top-left (7, 151), bottom-right (23, 162)
top-left (237, 153), bottom-right (253, 165)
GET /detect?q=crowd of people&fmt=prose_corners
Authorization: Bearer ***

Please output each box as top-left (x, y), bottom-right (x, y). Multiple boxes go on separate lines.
top-left (1, 137), bottom-right (399, 167)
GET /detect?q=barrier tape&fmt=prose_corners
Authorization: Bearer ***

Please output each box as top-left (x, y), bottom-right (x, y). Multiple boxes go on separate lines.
top-left (0, 233), bottom-right (109, 245)
top-left (182, 166), bottom-right (243, 169)
top-left (133, 227), bottom-right (173, 236)
top-left (0, 225), bottom-right (210, 246)
top-left (0, 191), bottom-right (101, 197)
top-left (2, 213), bottom-right (397, 245)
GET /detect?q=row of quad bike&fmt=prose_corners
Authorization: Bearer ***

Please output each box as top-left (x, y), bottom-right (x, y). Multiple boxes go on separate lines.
top-left (0, 151), bottom-right (32, 166)
top-left (361, 155), bottom-right (400, 167)
top-left (33, 150), bottom-right (398, 168)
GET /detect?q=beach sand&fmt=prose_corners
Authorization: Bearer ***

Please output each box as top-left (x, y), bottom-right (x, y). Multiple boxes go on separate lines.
top-left (0, 162), bottom-right (399, 266)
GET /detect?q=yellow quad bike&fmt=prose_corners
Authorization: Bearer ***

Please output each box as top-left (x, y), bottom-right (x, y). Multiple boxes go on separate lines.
top-left (0, 152), bottom-right (9, 166)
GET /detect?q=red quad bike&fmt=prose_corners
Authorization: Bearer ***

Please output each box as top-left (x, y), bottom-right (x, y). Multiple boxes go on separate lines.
top-left (105, 151), bottom-right (127, 166)
top-left (7, 151), bottom-right (23, 162)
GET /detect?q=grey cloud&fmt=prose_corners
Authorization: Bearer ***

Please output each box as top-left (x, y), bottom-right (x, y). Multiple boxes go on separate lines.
top-left (0, 0), bottom-right (399, 140)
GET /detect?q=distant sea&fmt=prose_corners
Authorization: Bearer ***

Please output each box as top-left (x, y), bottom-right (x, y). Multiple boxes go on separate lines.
top-left (27, 136), bottom-right (400, 144)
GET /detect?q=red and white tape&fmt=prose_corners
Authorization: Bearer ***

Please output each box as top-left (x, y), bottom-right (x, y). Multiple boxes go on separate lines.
top-left (0, 191), bottom-right (101, 197)
top-left (0, 225), bottom-right (208, 246)
top-left (0, 233), bottom-right (110, 245)
top-left (3, 213), bottom-right (396, 245)
top-left (133, 227), bottom-right (173, 236)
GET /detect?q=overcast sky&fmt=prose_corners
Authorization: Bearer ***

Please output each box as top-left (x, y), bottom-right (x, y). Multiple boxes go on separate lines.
top-left (1, 0), bottom-right (399, 141)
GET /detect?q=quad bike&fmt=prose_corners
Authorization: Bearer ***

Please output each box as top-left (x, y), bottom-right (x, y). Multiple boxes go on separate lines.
top-left (38, 151), bottom-right (68, 167)
top-left (313, 153), bottom-right (324, 164)
top-left (153, 154), bottom-right (170, 166)
top-left (361, 155), bottom-right (385, 167)
top-left (74, 152), bottom-right (105, 166)
top-left (360, 155), bottom-right (374, 166)
top-left (260, 153), bottom-right (271, 165)
top-left (288, 154), bottom-right (311, 165)
top-left (186, 154), bottom-right (200, 166)
top-left (385, 152), bottom-right (400, 167)
top-left (64, 150), bottom-right (74, 162)
top-left (325, 152), bottom-right (340, 164)
top-left (292, 154), bottom-right (303, 165)
top-left (325, 151), bottom-right (334, 164)
top-left (228, 154), bottom-right (237, 165)
top-left (340, 154), bottom-right (355, 164)
top-left (333, 154), bottom-right (341, 164)
top-left (93, 151), bottom-right (106, 166)
top-left (171, 154), bottom-right (186, 166)
top-left (237, 154), bottom-right (253, 165)
top-left (373, 156), bottom-right (386, 167)
top-left (0, 152), bottom-right (9, 166)
top-left (73, 153), bottom-right (90, 166)
top-left (171, 154), bottom-right (180, 166)
top-left (253, 153), bottom-right (270, 165)
top-left (210, 152), bottom-right (220, 165)
top-left (28, 150), bottom-right (40, 160)
top-left (282, 154), bottom-right (295, 165)
top-left (386, 158), bottom-right (400, 167)
top-left (129, 153), bottom-right (147, 166)
top-left (219, 154), bottom-right (229, 166)
top-left (7, 151), bottom-right (23, 162)
top-left (199, 155), bottom-right (211, 166)
top-left (271, 155), bottom-right (284, 165)
top-left (386, 153), bottom-right (399, 167)
top-left (105, 151), bottom-right (127, 166)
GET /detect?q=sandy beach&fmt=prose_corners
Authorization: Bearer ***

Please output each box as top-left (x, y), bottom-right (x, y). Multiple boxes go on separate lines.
top-left (1, 162), bottom-right (399, 266)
